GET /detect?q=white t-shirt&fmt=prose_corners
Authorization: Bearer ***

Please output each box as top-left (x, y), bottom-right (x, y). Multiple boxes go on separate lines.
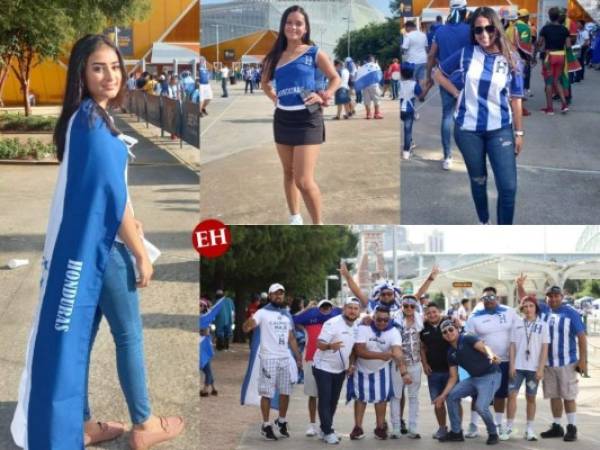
top-left (402, 30), bottom-right (428, 65)
top-left (576, 29), bottom-right (590, 46)
top-left (511, 317), bottom-right (550, 371)
top-left (221, 67), bottom-right (229, 78)
top-left (465, 305), bottom-right (517, 361)
top-left (355, 325), bottom-right (402, 374)
top-left (253, 308), bottom-right (293, 359)
top-left (339, 67), bottom-right (350, 89)
top-left (313, 315), bottom-right (359, 373)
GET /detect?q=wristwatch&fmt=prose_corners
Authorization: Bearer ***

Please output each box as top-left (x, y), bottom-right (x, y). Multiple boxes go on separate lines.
top-left (514, 130), bottom-right (524, 137)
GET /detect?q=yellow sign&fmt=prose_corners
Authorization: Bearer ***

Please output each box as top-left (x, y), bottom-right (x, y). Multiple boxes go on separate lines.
top-left (452, 282), bottom-right (472, 288)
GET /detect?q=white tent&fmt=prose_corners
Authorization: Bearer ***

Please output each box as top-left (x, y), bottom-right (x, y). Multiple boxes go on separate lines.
top-left (150, 42), bottom-right (199, 64)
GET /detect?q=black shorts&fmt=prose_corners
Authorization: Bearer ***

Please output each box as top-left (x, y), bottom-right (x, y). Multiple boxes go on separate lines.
top-left (273, 107), bottom-right (325, 146)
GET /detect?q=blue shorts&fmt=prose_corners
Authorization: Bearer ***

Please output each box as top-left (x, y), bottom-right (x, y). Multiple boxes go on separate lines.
top-left (508, 369), bottom-right (539, 396)
top-left (428, 371), bottom-right (450, 402)
top-left (494, 362), bottom-right (509, 399)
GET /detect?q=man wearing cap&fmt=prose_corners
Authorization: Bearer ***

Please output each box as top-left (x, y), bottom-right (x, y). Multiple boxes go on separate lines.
top-left (311, 298), bottom-right (361, 444)
top-left (425, 0), bottom-right (471, 170)
top-left (435, 319), bottom-right (502, 444)
top-left (214, 289), bottom-right (235, 351)
top-left (390, 295), bottom-right (424, 439)
top-left (528, 284), bottom-right (586, 442)
top-left (293, 299), bottom-right (342, 437)
top-left (464, 288), bottom-right (518, 438)
top-left (242, 283), bottom-right (303, 441)
top-left (348, 305), bottom-right (409, 440)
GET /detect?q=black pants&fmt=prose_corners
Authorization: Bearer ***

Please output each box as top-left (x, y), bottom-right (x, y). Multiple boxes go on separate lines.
top-left (313, 366), bottom-right (346, 435)
top-left (221, 78), bottom-right (228, 97)
top-left (244, 79), bottom-right (253, 93)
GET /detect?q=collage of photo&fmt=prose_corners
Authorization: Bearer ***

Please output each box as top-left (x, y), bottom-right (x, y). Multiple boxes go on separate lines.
top-left (0, 0), bottom-right (599, 450)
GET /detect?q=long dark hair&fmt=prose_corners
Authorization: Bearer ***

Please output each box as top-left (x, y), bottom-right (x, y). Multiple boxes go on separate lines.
top-left (469, 7), bottom-right (516, 70)
top-left (263, 5), bottom-right (312, 81)
top-left (54, 35), bottom-right (126, 162)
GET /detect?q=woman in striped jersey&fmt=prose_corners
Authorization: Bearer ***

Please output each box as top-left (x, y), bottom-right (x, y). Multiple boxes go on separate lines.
top-left (434, 7), bottom-right (524, 225)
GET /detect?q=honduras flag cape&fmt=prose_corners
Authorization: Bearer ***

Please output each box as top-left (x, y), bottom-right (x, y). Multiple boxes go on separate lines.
top-left (11, 98), bottom-right (129, 450)
top-left (199, 299), bottom-right (225, 369)
top-left (353, 61), bottom-right (382, 92)
top-left (240, 304), bottom-right (298, 410)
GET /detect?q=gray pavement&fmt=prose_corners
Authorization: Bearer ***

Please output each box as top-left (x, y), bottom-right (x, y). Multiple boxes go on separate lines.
top-left (200, 81), bottom-right (400, 224)
top-left (238, 340), bottom-right (600, 450)
top-left (401, 68), bottom-right (600, 224)
top-left (0, 118), bottom-right (200, 449)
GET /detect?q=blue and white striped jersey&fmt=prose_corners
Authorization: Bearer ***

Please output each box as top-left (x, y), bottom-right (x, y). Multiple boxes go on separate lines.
top-left (545, 304), bottom-right (585, 367)
top-left (440, 45), bottom-right (524, 132)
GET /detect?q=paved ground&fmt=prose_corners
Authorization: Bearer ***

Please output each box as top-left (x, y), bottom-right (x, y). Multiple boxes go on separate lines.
top-left (401, 68), bottom-right (600, 224)
top-left (200, 81), bottom-right (400, 224)
top-left (228, 337), bottom-right (600, 450)
top-left (0, 117), bottom-right (200, 449)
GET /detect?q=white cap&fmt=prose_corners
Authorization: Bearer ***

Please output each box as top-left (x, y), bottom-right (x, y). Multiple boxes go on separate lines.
top-left (268, 283), bottom-right (285, 294)
top-left (345, 297), bottom-right (361, 305)
top-left (317, 299), bottom-right (334, 308)
top-left (260, 292), bottom-right (268, 299)
top-left (450, 0), bottom-right (467, 8)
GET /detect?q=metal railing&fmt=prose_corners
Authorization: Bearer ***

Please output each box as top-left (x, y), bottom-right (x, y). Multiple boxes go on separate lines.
top-left (125, 91), bottom-right (199, 149)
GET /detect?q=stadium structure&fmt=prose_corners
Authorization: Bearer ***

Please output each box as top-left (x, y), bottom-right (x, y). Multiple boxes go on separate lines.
top-left (200, 0), bottom-right (387, 65)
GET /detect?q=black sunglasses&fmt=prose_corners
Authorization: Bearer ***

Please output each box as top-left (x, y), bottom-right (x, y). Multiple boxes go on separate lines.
top-left (442, 327), bottom-right (456, 334)
top-left (481, 295), bottom-right (497, 302)
top-left (403, 304), bottom-right (416, 309)
top-left (375, 317), bottom-right (390, 323)
top-left (474, 25), bottom-right (496, 35)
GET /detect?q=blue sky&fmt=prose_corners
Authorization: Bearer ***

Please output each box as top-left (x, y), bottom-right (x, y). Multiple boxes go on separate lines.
top-left (201, 0), bottom-right (392, 16)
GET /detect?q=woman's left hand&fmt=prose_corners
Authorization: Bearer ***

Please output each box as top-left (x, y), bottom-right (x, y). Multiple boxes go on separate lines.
top-left (318, 90), bottom-right (332, 107)
top-left (304, 92), bottom-right (324, 106)
top-left (514, 136), bottom-right (523, 156)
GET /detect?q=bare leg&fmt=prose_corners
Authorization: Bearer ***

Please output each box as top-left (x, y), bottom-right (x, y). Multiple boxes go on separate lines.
top-left (260, 397), bottom-right (271, 423)
top-left (374, 402), bottom-right (387, 428)
top-left (276, 144), bottom-right (300, 215)
top-left (278, 395), bottom-right (290, 418)
top-left (435, 403), bottom-right (447, 428)
top-left (507, 392), bottom-right (517, 421)
top-left (355, 401), bottom-right (367, 428)
top-left (552, 78), bottom-right (567, 106)
top-left (526, 395), bottom-right (536, 421)
top-left (336, 104), bottom-right (342, 119)
top-left (293, 145), bottom-right (322, 224)
top-left (564, 399), bottom-right (576, 414)
top-left (494, 397), bottom-right (506, 413)
top-left (309, 396), bottom-right (317, 423)
top-left (545, 83), bottom-right (554, 110)
top-left (550, 398), bottom-right (563, 419)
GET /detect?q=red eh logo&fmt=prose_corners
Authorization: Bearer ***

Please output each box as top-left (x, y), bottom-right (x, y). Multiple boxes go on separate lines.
top-left (192, 219), bottom-right (231, 258)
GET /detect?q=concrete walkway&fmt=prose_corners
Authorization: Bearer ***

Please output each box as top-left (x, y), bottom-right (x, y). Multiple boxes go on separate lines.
top-left (200, 81), bottom-right (400, 224)
top-left (401, 68), bottom-right (600, 224)
top-left (0, 119), bottom-right (200, 449)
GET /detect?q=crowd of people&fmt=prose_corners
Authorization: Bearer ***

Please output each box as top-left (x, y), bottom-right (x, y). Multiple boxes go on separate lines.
top-left (127, 69), bottom-right (200, 104)
top-left (399, 0), bottom-right (598, 225)
top-left (230, 264), bottom-right (588, 446)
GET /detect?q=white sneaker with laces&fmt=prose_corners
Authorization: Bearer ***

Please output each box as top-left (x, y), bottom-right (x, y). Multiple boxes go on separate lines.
top-left (442, 157), bottom-right (452, 170)
top-left (305, 423), bottom-right (318, 437)
top-left (525, 430), bottom-right (537, 441)
top-left (465, 423), bottom-right (479, 438)
top-left (402, 151), bottom-right (411, 160)
top-left (390, 427), bottom-right (402, 439)
top-left (498, 425), bottom-right (510, 441)
top-left (289, 214), bottom-right (303, 225)
top-left (324, 432), bottom-right (340, 444)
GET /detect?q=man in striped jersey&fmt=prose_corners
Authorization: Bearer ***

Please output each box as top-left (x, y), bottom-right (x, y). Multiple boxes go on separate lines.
top-left (539, 286), bottom-right (587, 442)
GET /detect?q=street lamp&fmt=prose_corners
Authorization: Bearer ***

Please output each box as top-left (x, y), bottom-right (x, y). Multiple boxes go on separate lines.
top-left (210, 24), bottom-right (221, 65)
top-left (325, 274), bottom-right (339, 300)
top-left (342, 16), bottom-right (352, 58)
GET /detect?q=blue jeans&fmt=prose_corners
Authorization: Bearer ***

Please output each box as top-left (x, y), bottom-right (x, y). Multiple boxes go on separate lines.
top-left (413, 63), bottom-right (426, 82)
top-left (402, 112), bottom-right (414, 151)
top-left (508, 369), bottom-right (539, 396)
top-left (428, 371), bottom-right (450, 401)
top-left (84, 243), bottom-right (152, 424)
top-left (391, 79), bottom-right (400, 99)
top-left (313, 366), bottom-right (346, 435)
top-left (440, 87), bottom-right (456, 159)
top-left (454, 126), bottom-right (517, 224)
top-left (202, 362), bottom-right (215, 386)
top-left (447, 370), bottom-right (501, 435)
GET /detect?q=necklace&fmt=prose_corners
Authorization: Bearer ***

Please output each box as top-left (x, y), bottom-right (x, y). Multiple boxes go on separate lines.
top-left (523, 318), bottom-right (535, 361)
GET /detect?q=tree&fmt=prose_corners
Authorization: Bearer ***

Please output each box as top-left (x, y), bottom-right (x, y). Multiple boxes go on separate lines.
top-left (575, 280), bottom-right (600, 298)
top-left (334, 19), bottom-right (401, 68)
top-left (201, 226), bottom-right (359, 342)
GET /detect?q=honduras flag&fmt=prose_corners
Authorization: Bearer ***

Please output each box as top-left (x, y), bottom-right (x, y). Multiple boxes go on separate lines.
top-left (11, 98), bottom-right (129, 450)
top-left (240, 305), bottom-right (298, 410)
top-left (353, 61), bottom-right (383, 92)
top-left (199, 299), bottom-right (225, 369)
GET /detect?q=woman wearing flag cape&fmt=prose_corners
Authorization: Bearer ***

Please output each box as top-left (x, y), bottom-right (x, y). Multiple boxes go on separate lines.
top-left (11, 35), bottom-right (183, 450)
top-left (261, 5), bottom-right (340, 225)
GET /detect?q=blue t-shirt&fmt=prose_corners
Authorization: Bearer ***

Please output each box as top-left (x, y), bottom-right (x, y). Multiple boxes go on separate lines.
top-left (293, 306), bottom-right (342, 326)
top-left (447, 333), bottom-right (498, 377)
top-left (434, 22), bottom-right (472, 62)
top-left (274, 46), bottom-right (319, 110)
top-left (199, 69), bottom-right (210, 85)
top-left (546, 304), bottom-right (585, 367)
top-left (428, 23), bottom-right (443, 47)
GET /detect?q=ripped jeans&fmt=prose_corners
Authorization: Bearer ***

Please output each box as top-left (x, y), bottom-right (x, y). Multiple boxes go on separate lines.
top-left (454, 126), bottom-right (517, 224)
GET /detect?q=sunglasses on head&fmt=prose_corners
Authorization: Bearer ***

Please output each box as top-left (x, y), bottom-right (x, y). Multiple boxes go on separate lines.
top-left (442, 327), bottom-right (456, 334)
top-left (474, 25), bottom-right (496, 35)
top-left (375, 317), bottom-right (390, 323)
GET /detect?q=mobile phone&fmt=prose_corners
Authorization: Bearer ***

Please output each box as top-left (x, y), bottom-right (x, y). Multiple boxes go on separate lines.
top-left (302, 89), bottom-right (321, 113)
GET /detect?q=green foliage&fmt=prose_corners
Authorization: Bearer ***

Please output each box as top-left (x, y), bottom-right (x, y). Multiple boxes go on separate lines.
top-left (0, 138), bottom-right (56, 160)
top-left (0, 114), bottom-right (56, 131)
top-left (576, 280), bottom-right (600, 298)
top-left (334, 19), bottom-right (400, 67)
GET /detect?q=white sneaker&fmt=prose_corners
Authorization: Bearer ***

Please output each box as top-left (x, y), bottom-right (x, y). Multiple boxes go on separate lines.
top-left (402, 150), bottom-right (411, 160)
top-left (465, 423), bottom-right (479, 438)
top-left (442, 157), bottom-right (452, 170)
top-left (414, 112), bottom-right (420, 121)
top-left (323, 432), bottom-right (340, 444)
top-left (390, 427), bottom-right (402, 439)
top-left (305, 423), bottom-right (318, 437)
top-left (498, 425), bottom-right (511, 441)
top-left (289, 214), bottom-right (303, 225)
top-left (525, 430), bottom-right (537, 441)
top-left (410, 141), bottom-right (417, 150)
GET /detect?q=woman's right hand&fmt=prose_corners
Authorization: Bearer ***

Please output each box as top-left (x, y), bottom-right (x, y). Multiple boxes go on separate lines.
top-left (304, 92), bottom-right (324, 106)
top-left (136, 254), bottom-right (153, 288)
top-left (514, 135), bottom-right (523, 156)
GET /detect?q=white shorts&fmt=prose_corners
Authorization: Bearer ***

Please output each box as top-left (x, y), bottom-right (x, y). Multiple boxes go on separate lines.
top-left (200, 84), bottom-right (213, 100)
top-left (258, 357), bottom-right (293, 398)
top-left (303, 361), bottom-right (318, 397)
top-left (362, 85), bottom-right (381, 106)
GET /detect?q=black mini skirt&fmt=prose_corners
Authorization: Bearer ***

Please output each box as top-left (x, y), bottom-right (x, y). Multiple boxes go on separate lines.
top-left (273, 107), bottom-right (325, 146)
